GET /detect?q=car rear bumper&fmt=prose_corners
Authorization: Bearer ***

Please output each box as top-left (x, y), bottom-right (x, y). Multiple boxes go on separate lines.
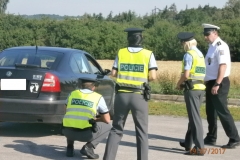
top-left (0, 98), bottom-right (65, 124)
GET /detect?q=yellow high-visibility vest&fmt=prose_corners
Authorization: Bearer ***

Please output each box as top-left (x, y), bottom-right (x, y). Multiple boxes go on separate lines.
top-left (182, 49), bottom-right (206, 90)
top-left (116, 48), bottom-right (151, 92)
top-left (63, 90), bottom-right (101, 129)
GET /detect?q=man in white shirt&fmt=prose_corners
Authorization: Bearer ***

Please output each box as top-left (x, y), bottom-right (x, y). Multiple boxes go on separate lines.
top-left (202, 23), bottom-right (240, 149)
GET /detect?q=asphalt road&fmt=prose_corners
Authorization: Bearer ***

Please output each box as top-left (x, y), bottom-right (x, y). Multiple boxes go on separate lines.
top-left (0, 115), bottom-right (240, 160)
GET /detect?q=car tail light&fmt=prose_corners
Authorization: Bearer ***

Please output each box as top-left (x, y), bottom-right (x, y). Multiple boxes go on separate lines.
top-left (41, 72), bottom-right (61, 92)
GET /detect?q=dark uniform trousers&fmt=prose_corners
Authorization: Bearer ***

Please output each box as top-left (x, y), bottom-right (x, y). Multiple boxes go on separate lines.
top-left (184, 89), bottom-right (204, 149)
top-left (205, 77), bottom-right (240, 141)
top-left (103, 92), bottom-right (148, 160)
top-left (62, 122), bottom-right (111, 148)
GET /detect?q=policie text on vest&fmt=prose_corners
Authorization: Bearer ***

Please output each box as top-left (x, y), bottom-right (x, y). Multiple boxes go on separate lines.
top-left (71, 98), bottom-right (94, 108)
top-left (120, 63), bottom-right (144, 72)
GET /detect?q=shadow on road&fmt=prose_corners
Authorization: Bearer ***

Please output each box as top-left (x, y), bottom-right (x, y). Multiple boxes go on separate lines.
top-left (109, 129), bottom-right (223, 150)
top-left (123, 129), bottom-right (183, 142)
top-left (119, 140), bottom-right (185, 154)
top-left (4, 140), bottom-right (89, 160)
top-left (0, 122), bottom-right (63, 137)
top-left (99, 129), bottom-right (185, 154)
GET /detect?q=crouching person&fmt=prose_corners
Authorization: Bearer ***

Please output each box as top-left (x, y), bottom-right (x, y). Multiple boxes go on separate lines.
top-left (62, 77), bottom-right (111, 159)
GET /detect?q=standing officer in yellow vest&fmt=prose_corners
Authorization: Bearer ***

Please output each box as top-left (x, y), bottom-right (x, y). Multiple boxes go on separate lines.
top-left (62, 77), bottom-right (111, 159)
top-left (103, 28), bottom-right (158, 160)
top-left (176, 32), bottom-right (206, 155)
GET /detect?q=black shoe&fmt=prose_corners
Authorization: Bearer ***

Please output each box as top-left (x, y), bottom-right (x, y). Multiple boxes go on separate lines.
top-left (221, 140), bottom-right (240, 149)
top-left (184, 151), bottom-right (204, 156)
top-left (184, 147), bottom-right (204, 156)
top-left (80, 145), bottom-right (99, 159)
top-left (179, 141), bottom-right (190, 151)
top-left (66, 147), bottom-right (74, 157)
top-left (204, 137), bottom-right (216, 145)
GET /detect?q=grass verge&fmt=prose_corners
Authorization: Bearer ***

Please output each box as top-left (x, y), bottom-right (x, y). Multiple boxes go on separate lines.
top-left (148, 101), bottom-right (240, 121)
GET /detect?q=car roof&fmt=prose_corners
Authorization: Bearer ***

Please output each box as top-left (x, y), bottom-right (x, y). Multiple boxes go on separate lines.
top-left (3, 46), bottom-right (88, 54)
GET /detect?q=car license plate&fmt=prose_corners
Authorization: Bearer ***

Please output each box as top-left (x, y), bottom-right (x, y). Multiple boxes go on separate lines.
top-left (0, 79), bottom-right (26, 90)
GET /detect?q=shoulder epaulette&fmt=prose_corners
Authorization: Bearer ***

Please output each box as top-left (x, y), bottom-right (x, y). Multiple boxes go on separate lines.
top-left (217, 41), bottom-right (221, 46)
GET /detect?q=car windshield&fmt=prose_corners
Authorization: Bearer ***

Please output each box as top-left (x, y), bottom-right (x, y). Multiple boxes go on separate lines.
top-left (0, 49), bottom-right (62, 69)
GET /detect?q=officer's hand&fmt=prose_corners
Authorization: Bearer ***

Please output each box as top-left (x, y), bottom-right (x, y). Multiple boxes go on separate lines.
top-left (175, 84), bottom-right (182, 90)
top-left (211, 86), bottom-right (219, 95)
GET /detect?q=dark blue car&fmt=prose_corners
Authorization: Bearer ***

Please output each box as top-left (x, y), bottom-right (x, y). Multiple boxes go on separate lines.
top-left (0, 46), bottom-right (115, 124)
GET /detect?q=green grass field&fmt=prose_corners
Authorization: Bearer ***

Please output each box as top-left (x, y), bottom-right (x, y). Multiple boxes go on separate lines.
top-left (148, 101), bottom-right (240, 121)
top-left (98, 60), bottom-right (240, 120)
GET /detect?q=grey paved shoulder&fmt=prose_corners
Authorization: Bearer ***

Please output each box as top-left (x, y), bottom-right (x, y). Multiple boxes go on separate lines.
top-left (1, 115), bottom-right (239, 160)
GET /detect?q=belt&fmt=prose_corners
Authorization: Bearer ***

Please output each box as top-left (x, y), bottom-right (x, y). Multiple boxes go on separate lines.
top-left (190, 80), bottom-right (204, 85)
top-left (63, 126), bottom-right (92, 132)
top-left (118, 87), bottom-right (143, 92)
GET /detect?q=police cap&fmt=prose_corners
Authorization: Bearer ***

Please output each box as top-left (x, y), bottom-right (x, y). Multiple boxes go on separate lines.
top-left (177, 32), bottom-right (195, 42)
top-left (124, 28), bottom-right (144, 37)
top-left (202, 23), bottom-right (220, 34)
top-left (79, 77), bottom-right (97, 83)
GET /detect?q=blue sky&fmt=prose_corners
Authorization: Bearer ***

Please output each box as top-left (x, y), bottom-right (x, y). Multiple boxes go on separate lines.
top-left (6, 0), bottom-right (228, 17)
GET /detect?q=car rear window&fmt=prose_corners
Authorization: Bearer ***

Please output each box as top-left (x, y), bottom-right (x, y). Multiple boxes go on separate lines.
top-left (0, 49), bottom-right (63, 69)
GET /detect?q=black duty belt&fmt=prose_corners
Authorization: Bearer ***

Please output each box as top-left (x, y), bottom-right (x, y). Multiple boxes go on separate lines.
top-left (63, 126), bottom-right (92, 132)
top-left (118, 87), bottom-right (143, 92)
top-left (191, 80), bottom-right (204, 85)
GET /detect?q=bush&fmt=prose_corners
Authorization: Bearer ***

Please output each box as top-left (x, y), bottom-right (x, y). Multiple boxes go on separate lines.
top-left (151, 71), bottom-right (183, 95)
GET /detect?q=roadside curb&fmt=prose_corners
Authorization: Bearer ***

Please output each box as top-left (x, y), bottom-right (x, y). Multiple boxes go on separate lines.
top-left (151, 94), bottom-right (240, 106)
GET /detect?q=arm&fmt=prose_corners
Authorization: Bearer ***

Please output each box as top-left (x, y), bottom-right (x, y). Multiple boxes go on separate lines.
top-left (95, 97), bottom-right (111, 124)
top-left (211, 64), bottom-right (226, 95)
top-left (176, 53), bottom-right (192, 89)
top-left (111, 55), bottom-right (118, 78)
top-left (211, 45), bottom-right (229, 94)
top-left (177, 70), bottom-right (190, 86)
top-left (148, 53), bottom-right (158, 82)
top-left (95, 113), bottom-right (110, 124)
top-left (148, 69), bottom-right (157, 82)
top-left (216, 45), bottom-right (228, 84)
top-left (216, 64), bottom-right (227, 84)
top-left (111, 69), bottom-right (118, 77)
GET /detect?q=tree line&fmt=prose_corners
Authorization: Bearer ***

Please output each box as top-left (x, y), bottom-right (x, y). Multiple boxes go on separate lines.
top-left (1, 0), bottom-right (240, 61)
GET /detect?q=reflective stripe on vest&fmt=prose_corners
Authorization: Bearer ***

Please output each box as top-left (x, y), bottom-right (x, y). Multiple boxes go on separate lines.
top-left (63, 90), bottom-right (101, 129)
top-left (182, 50), bottom-right (206, 90)
top-left (116, 48), bottom-right (151, 92)
top-left (117, 75), bottom-right (148, 83)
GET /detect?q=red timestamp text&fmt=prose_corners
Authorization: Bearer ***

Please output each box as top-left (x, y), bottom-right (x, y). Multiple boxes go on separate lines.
top-left (190, 148), bottom-right (226, 154)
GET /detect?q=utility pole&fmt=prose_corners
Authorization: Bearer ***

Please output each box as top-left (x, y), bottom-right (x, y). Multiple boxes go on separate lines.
top-left (152, 6), bottom-right (161, 15)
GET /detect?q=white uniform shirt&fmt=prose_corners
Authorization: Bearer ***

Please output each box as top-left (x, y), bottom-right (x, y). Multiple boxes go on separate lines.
top-left (204, 37), bottom-right (231, 81)
top-left (112, 47), bottom-right (158, 71)
top-left (65, 89), bottom-right (109, 114)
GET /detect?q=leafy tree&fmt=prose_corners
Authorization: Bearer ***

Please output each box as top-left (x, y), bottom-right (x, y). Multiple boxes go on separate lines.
top-left (106, 11), bottom-right (113, 21)
top-left (0, 0), bottom-right (9, 14)
top-left (1, 3), bottom-right (240, 61)
top-left (144, 20), bottom-right (180, 60)
top-left (162, 3), bottom-right (178, 20)
top-left (225, 0), bottom-right (240, 18)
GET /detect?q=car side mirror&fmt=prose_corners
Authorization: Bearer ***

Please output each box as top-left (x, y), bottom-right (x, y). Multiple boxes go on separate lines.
top-left (103, 69), bottom-right (111, 75)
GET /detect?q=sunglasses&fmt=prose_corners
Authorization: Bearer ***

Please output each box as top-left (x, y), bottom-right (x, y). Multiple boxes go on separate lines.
top-left (203, 32), bottom-right (212, 36)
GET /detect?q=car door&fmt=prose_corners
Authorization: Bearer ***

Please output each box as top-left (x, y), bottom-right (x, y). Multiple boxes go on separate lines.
top-left (70, 52), bottom-right (115, 107)
top-left (83, 53), bottom-right (115, 107)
